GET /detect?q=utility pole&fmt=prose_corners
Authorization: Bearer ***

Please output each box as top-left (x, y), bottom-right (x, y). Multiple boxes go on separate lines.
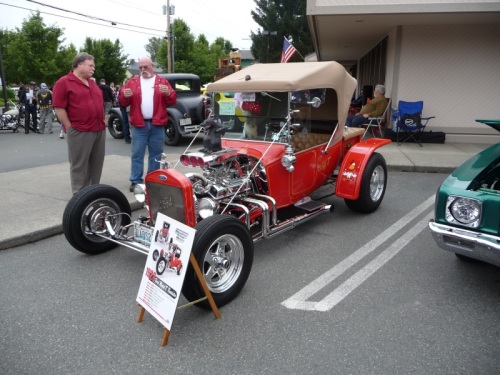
top-left (163, 2), bottom-right (175, 72)
top-left (0, 45), bottom-right (9, 111)
top-left (166, 0), bottom-right (171, 73)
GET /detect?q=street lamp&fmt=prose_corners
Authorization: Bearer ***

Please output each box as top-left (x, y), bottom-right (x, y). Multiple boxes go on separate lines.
top-left (262, 30), bottom-right (277, 63)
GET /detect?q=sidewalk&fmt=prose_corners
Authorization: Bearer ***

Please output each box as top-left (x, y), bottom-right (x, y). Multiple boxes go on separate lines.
top-left (0, 142), bottom-right (492, 250)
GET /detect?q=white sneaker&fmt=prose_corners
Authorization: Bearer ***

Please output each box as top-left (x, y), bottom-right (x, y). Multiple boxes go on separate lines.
top-left (59, 133), bottom-right (64, 139)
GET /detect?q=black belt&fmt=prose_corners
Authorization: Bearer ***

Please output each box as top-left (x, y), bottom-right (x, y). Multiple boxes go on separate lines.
top-left (144, 118), bottom-right (152, 121)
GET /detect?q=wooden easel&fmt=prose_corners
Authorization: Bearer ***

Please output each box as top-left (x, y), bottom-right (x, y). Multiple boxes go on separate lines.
top-left (137, 253), bottom-right (221, 346)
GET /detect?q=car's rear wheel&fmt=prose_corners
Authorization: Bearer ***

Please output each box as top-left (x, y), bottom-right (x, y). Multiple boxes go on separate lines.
top-left (165, 117), bottom-right (181, 146)
top-left (108, 113), bottom-right (124, 139)
top-left (62, 184), bottom-right (131, 254)
top-left (196, 100), bottom-right (205, 123)
top-left (345, 152), bottom-right (387, 213)
top-left (182, 215), bottom-right (254, 309)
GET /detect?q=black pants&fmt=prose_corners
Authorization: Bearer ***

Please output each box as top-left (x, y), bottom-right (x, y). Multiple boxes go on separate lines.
top-left (25, 104), bottom-right (37, 133)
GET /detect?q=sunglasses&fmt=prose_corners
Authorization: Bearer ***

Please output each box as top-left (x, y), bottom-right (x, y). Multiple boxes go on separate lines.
top-left (139, 65), bottom-right (150, 70)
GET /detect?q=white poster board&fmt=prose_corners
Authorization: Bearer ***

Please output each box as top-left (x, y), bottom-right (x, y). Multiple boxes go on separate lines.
top-left (218, 100), bottom-right (235, 116)
top-left (136, 213), bottom-right (196, 330)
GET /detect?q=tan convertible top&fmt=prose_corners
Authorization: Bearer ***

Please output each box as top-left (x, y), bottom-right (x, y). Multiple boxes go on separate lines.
top-left (206, 61), bottom-right (357, 126)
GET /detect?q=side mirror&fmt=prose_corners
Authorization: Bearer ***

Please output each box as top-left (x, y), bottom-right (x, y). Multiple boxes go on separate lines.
top-left (307, 97), bottom-right (322, 108)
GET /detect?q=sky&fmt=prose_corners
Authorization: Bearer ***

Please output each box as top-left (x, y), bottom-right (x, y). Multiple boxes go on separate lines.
top-left (0, 0), bottom-right (261, 60)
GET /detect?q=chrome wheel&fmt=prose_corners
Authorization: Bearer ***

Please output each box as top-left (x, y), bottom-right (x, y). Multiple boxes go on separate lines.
top-left (82, 198), bottom-right (123, 241)
top-left (344, 152), bottom-right (387, 213)
top-left (202, 233), bottom-right (245, 293)
top-left (182, 215), bottom-right (254, 309)
top-left (369, 165), bottom-right (385, 202)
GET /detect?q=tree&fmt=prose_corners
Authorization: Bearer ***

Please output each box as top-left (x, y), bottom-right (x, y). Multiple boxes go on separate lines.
top-left (167, 19), bottom-right (196, 73)
top-left (145, 37), bottom-right (164, 63)
top-left (81, 38), bottom-right (129, 85)
top-left (0, 12), bottom-right (129, 87)
top-left (152, 19), bottom-right (231, 83)
top-left (0, 29), bottom-right (20, 85)
top-left (1, 12), bottom-right (65, 85)
top-left (250, 0), bottom-right (313, 63)
top-left (192, 34), bottom-right (214, 83)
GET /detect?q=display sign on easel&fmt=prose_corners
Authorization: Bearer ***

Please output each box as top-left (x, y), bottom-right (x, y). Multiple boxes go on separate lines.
top-left (136, 213), bottom-right (196, 330)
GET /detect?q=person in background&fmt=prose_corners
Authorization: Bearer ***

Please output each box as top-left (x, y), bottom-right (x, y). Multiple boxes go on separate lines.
top-left (346, 84), bottom-right (388, 128)
top-left (52, 52), bottom-right (106, 194)
top-left (17, 83), bottom-right (27, 123)
top-left (119, 56), bottom-right (176, 192)
top-left (24, 81), bottom-right (38, 134)
top-left (117, 82), bottom-right (131, 144)
top-left (110, 82), bottom-right (118, 107)
top-left (99, 78), bottom-right (114, 124)
top-left (17, 83), bottom-right (26, 105)
top-left (37, 83), bottom-right (54, 134)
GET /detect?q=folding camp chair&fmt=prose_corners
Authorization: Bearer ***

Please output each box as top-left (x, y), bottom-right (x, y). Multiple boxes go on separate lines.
top-left (393, 100), bottom-right (435, 146)
top-left (361, 98), bottom-right (391, 139)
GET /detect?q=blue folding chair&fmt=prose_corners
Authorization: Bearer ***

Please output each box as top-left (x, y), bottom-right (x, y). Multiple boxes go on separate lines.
top-left (393, 101), bottom-right (435, 146)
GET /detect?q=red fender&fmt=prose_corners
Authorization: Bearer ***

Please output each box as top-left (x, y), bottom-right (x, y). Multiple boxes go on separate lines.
top-left (335, 138), bottom-right (391, 200)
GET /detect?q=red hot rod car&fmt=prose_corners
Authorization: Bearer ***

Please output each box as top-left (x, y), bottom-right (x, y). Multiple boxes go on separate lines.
top-left (62, 61), bottom-right (391, 309)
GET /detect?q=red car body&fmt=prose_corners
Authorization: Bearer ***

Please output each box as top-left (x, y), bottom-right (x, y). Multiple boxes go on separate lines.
top-left (63, 61), bottom-right (391, 309)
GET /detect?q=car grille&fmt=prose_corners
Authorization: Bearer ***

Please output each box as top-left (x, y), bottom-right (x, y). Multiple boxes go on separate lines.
top-left (146, 181), bottom-right (186, 225)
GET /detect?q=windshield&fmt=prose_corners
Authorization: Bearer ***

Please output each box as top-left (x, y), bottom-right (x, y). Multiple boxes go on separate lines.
top-left (211, 88), bottom-right (337, 145)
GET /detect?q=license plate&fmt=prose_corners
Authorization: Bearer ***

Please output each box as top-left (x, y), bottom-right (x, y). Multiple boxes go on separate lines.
top-left (180, 118), bottom-right (192, 125)
top-left (133, 222), bottom-right (154, 246)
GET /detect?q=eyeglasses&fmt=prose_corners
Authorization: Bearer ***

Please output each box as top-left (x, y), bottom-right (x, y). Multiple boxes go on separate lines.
top-left (138, 65), bottom-right (150, 70)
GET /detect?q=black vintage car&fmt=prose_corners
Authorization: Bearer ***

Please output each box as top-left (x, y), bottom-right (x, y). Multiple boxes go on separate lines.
top-left (108, 73), bottom-right (208, 146)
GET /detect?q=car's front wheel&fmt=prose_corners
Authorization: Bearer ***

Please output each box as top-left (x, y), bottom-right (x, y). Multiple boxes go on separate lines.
top-left (62, 184), bottom-right (131, 254)
top-left (108, 113), bottom-right (124, 139)
top-left (182, 215), bottom-right (254, 309)
top-left (344, 152), bottom-right (387, 213)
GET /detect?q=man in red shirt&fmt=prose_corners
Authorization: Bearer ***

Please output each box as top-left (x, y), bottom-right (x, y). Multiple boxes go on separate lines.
top-left (119, 56), bottom-right (176, 192)
top-left (53, 53), bottom-right (106, 194)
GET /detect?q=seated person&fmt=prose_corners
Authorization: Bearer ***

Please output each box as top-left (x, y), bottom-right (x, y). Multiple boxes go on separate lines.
top-left (346, 85), bottom-right (388, 127)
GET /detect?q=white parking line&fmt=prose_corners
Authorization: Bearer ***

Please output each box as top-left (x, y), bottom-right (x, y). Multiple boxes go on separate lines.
top-left (281, 196), bottom-right (435, 311)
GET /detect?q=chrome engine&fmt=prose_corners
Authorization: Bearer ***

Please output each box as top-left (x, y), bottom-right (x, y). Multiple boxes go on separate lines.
top-left (476, 163), bottom-right (500, 193)
top-left (180, 150), bottom-right (267, 203)
top-left (0, 108), bottom-right (20, 130)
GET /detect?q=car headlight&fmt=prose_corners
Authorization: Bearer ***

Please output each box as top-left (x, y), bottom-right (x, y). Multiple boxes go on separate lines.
top-left (133, 184), bottom-right (146, 203)
top-left (281, 154), bottom-right (296, 172)
top-left (198, 198), bottom-right (218, 219)
top-left (445, 195), bottom-right (481, 228)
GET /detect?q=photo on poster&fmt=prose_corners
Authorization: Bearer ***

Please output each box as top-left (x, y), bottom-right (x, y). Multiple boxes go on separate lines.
top-left (136, 213), bottom-right (196, 330)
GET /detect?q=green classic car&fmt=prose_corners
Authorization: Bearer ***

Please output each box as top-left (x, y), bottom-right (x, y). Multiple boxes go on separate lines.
top-left (429, 119), bottom-right (500, 267)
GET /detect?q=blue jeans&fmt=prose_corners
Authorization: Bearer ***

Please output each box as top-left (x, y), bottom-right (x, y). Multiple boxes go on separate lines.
top-left (346, 114), bottom-right (367, 127)
top-left (120, 107), bottom-right (130, 142)
top-left (130, 121), bottom-right (165, 184)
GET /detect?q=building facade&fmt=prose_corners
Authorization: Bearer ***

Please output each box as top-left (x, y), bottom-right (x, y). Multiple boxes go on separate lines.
top-left (307, 0), bottom-right (500, 143)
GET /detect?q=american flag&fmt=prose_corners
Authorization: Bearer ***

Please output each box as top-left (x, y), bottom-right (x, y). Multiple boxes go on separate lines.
top-left (280, 37), bottom-right (297, 63)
